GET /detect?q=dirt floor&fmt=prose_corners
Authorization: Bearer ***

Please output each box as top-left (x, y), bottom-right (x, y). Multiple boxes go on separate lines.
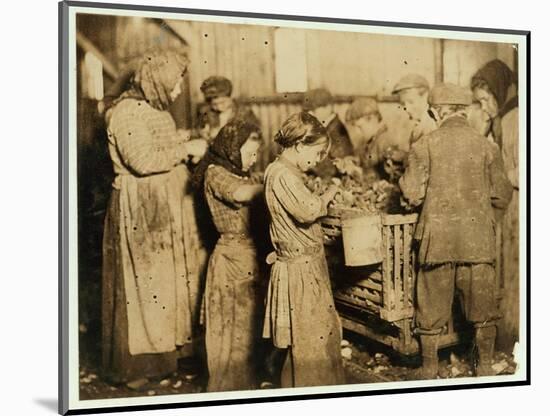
top-left (76, 228), bottom-right (517, 401)
top-left (78, 326), bottom-right (517, 401)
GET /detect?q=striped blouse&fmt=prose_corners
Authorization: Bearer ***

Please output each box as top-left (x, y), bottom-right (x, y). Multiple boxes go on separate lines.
top-left (264, 157), bottom-right (327, 258)
top-left (106, 98), bottom-right (189, 182)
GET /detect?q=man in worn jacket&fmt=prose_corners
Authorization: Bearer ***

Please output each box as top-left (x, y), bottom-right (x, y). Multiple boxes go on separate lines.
top-left (399, 83), bottom-right (512, 379)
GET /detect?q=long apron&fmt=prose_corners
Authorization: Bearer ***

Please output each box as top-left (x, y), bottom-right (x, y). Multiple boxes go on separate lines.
top-left (102, 166), bottom-right (202, 382)
top-left (102, 189), bottom-right (178, 383)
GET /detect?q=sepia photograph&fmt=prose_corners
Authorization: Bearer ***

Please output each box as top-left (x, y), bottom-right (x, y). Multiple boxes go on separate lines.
top-left (59, 1), bottom-right (529, 413)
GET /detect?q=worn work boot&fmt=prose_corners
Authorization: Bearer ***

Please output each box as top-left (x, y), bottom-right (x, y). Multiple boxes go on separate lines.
top-left (416, 334), bottom-right (440, 380)
top-left (475, 325), bottom-right (497, 377)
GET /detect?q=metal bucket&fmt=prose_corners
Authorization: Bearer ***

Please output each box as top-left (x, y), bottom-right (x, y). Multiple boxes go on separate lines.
top-left (341, 213), bottom-right (383, 266)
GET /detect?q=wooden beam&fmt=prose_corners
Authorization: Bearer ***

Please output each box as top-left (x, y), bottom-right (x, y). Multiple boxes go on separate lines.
top-left (237, 93), bottom-right (399, 106)
top-left (153, 18), bottom-right (189, 46)
top-left (76, 31), bottom-right (119, 80)
top-left (160, 19), bottom-right (196, 47)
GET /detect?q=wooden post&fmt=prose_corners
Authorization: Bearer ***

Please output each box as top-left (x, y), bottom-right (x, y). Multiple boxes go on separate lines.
top-left (76, 31), bottom-right (119, 81)
top-left (434, 38), bottom-right (444, 84)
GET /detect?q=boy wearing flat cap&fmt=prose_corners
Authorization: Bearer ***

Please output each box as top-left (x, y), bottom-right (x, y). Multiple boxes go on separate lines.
top-left (197, 76), bottom-right (260, 141)
top-left (392, 74), bottom-right (437, 147)
top-left (302, 88), bottom-right (354, 177)
top-left (399, 83), bottom-right (513, 379)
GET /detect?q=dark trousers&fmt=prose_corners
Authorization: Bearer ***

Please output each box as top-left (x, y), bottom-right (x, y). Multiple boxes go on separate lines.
top-left (416, 263), bottom-right (500, 334)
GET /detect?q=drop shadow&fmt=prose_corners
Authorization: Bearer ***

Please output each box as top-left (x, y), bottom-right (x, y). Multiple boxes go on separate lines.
top-left (33, 398), bottom-right (58, 413)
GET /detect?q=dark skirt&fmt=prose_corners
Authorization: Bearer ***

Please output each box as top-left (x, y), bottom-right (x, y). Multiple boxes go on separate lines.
top-left (101, 189), bottom-right (177, 384)
top-left (204, 237), bottom-right (263, 392)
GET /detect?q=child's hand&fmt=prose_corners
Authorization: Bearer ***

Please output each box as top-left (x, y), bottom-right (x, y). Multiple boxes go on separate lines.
top-left (198, 126), bottom-right (210, 141)
top-left (326, 184), bottom-right (341, 197)
top-left (399, 195), bottom-right (414, 211)
top-left (250, 171), bottom-right (265, 184)
top-left (321, 184), bottom-right (341, 206)
top-left (176, 129), bottom-right (192, 142)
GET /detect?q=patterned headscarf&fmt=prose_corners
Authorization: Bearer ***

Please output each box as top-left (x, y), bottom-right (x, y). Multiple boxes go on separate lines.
top-left (192, 119), bottom-right (262, 189)
top-left (471, 59), bottom-right (518, 147)
top-left (133, 49), bottom-right (189, 111)
top-left (471, 59), bottom-right (517, 114)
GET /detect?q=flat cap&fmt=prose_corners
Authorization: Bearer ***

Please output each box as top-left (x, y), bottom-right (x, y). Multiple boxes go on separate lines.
top-left (345, 97), bottom-right (380, 122)
top-left (429, 83), bottom-right (472, 106)
top-left (200, 76), bottom-right (233, 100)
top-left (302, 88), bottom-right (333, 111)
top-left (392, 74), bottom-right (430, 94)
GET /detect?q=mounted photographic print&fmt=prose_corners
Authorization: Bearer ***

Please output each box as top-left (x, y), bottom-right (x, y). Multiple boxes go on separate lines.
top-left (59, 1), bottom-right (530, 414)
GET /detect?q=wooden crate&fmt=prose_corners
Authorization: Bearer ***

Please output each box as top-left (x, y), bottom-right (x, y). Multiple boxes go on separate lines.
top-left (322, 208), bottom-right (465, 355)
top-left (379, 213), bottom-right (418, 322)
top-left (322, 209), bottom-right (418, 322)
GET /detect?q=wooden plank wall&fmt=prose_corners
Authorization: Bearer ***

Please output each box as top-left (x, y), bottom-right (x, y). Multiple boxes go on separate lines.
top-left (443, 39), bottom-right (517, 86)
top-left (307, 29), bottom-right (438, 96)
top-left (79, 15), bottom-right (516, 110)
top-left (168, 19), bottom-right (440, 99)
top-left (167, 19), bottom-right (275, 101)
top-left (77, 14), bottom-right (517, 171)
top-left (114, 16), bottom-right (188, 68)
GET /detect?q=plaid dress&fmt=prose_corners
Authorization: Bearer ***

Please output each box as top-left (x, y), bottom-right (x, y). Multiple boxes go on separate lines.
top-left (202, 165), bottom-right (263, 392)
top-left (102, 98), bottom-right (204, 381)
top-left (263, 157), bottom-right (345, 388)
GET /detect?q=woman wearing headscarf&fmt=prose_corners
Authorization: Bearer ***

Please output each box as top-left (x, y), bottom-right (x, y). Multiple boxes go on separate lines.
top-left (192, 119), bottom-right (265, 391)
top-left (102, 49), bottom-right (208, 386)
top-left (471, 59), bottom-right (519, 353)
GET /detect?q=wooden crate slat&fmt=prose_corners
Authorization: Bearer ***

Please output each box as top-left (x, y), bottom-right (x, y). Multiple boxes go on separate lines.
top-left (321, 217), bottom-right (341, 226)
top-left (382, 225), bottom-right (393, 310)
top-left (403, 223), bottom-right (412, 306)
top-left (355, 278), bottom-right (383, 292)
top-left (393, 224), bottom-right (402, 311)
top-left (338, 316), bottom-right (398, 350)
top-left (379, 306), bottom-right (414, 322)
top-left (381, 213), bottom-right (418, 226)
top-left (335, 293), bottom-right (380, 313)
top-left (347, 286), bottom-right (382, 305)
top-left (368, 271), bottom-right (383, 282)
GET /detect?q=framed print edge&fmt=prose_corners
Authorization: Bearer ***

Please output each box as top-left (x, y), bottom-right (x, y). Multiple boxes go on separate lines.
top-left (59, 1), bottom-right (71, 415)
top-left (63, 0), bottom-right (530, 36)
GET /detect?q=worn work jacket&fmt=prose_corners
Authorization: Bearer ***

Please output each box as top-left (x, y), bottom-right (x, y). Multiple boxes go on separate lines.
top-left (399, 116), bottom-right (513, 264)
